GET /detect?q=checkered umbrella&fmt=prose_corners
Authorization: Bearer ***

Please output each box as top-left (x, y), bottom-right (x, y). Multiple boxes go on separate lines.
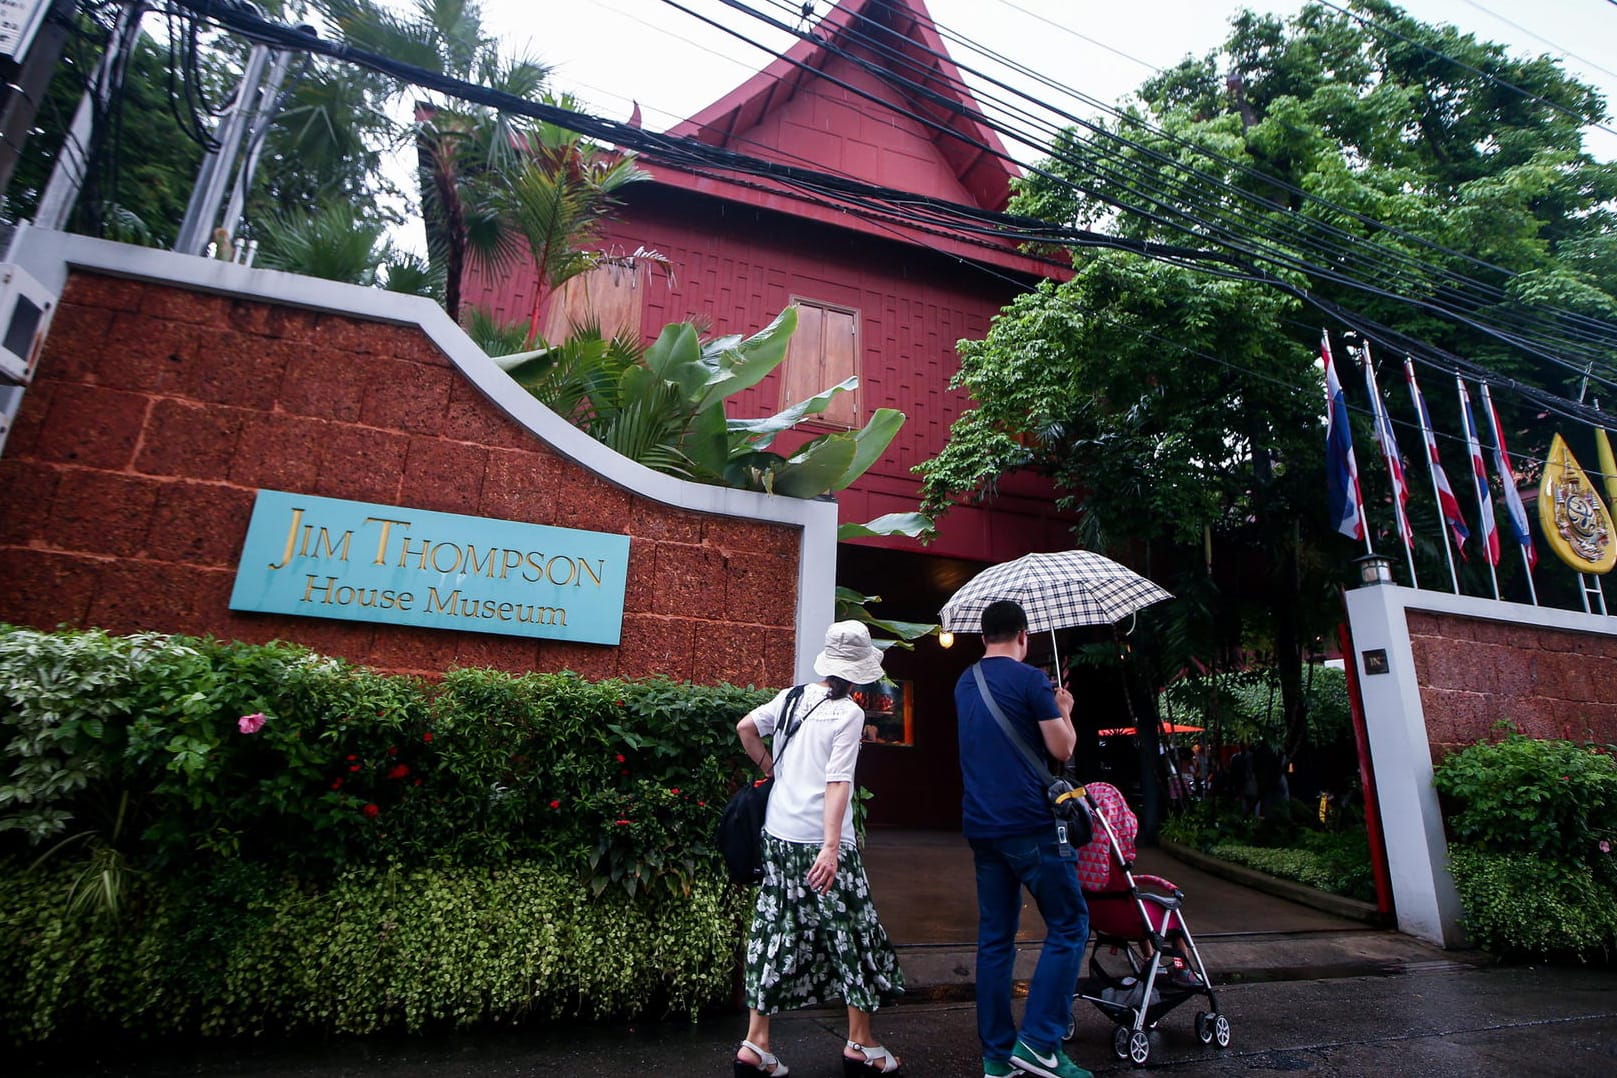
top-left (940, 550), bottom-right (1173, 635)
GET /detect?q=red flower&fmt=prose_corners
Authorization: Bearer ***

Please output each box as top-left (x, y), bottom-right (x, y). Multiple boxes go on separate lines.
top-left (669, 787), bottom-right (681, 795)
top-left (549, 799), bottom-right (561, 809)
top-left (620, 769), bottom-right (629, 776)
top-left (615, 753), bottom-right (626, 763)
top-left (386, 746), bottom-right (398, 756)
top-left (615, 699), bottom-right (625, 707)
top-left (413, 778), bottom-right (423, 787)
top-left (422, 732), bottom-right (433, 743)
top-left (345, 754), bottom-right (358, 762)
top-left (614, 818), bottom-right (632, 826)
top-left (331, 778), bottom-right (344, 790)
top-left (349, 764), bottom-right (361, 773)
top-left (387, 764), bottom-right (410, 780)
top-left (698, 801), bottom-right (706, 808)
top-left (361, 804), bottom-right (380, 819)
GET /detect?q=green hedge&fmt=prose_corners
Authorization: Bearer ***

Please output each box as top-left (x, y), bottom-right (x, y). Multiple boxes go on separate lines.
top-left (0, 625), bottom-right (778, 1043)
top-left (0, 860), bottom-right (748, 1042)
top-left (0, 626), bottom-right (771, 894)
top-left (1435, 734), bottom-right (1617, 962)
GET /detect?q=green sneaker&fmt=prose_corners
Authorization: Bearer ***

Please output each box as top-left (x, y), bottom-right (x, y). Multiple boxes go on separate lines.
top-left (1010, 1039), bottom-right (1093, 1078)
top-left (984, 1058), bottom-right (1016, 1078)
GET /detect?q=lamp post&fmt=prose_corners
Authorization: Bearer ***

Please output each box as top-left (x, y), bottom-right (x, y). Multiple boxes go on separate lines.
top-left (1353, 552), bottom-right (1395, 587)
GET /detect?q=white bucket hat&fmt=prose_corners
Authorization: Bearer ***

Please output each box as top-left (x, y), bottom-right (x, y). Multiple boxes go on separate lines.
top-left (813, 620), bottom-right (886, 684)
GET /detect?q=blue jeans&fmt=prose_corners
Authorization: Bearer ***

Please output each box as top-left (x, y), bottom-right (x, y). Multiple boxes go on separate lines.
top-left (971, 827), bottom-right (1090, 1058)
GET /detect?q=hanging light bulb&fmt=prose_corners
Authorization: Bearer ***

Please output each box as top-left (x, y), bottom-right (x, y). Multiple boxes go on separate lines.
top-left (938, 631), bottom-right (955, 649)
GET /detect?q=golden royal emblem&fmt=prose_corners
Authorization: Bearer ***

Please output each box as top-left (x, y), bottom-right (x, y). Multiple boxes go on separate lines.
top-left (1537, 434), bottom-right (1616, 574)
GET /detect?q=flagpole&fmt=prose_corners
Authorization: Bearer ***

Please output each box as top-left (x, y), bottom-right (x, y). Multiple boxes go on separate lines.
top-left (1458, 376), bottom-right (1501, 601)
top-left (1357, 340), bottom-right (1417, 588)
top-left (1404, 358), bottom-right (1460, 593)
top-left (1479, 382), bottom-right (1538, 606)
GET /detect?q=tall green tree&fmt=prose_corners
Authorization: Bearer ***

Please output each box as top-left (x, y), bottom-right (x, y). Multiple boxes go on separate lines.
top-left (921, 0), bottom-right (1617, 763)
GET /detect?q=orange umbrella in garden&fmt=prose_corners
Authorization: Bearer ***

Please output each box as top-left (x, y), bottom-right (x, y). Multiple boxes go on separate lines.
top-left (1096, 723), bottom-right (1204, 737)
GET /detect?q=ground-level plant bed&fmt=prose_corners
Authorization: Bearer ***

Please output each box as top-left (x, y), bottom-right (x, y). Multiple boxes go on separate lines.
top-left (0, 858), bottom-right (750, 1045)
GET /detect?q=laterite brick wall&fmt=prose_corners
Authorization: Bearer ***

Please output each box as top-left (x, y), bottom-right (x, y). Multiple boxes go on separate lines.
top-left (0, 271), bottom-right (800, 685)
top-left (1407, 610), bottom-right (1617, 759)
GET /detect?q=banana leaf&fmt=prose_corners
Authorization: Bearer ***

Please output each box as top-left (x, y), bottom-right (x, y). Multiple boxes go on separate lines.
top-left (831, 408), bottom-right (904, 491)
top-left (767, 436), bottom-right (858, 498)
top-left (836, 512), bottom-right (935, 541)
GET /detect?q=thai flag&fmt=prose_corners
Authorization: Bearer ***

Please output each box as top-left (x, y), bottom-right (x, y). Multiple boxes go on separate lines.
top-left (1480, 383), bottom-right (1537, 568)
top-left (1458, 379), bottom-right (1500, 567)
top-left (1322, 333), bottom-right (1364, 541)
top-left (1363, 353), bottom-right (1413, 549)
top-left (1404, 360), bottom-right (1469, 554)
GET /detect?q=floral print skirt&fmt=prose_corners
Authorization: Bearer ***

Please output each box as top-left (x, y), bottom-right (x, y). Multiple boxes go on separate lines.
top-left (744, 833), bottom-right (906, 1014)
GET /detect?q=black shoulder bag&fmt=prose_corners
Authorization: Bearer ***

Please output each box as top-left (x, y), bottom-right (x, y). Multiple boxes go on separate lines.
top-left (716, 685), bottom-right (807, 885)
top-left (971, 663), bottom-right (1092, 845)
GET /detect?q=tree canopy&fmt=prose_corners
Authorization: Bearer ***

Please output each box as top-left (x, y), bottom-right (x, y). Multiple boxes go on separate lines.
top-left (919, 0), bottom-right (1617, 755)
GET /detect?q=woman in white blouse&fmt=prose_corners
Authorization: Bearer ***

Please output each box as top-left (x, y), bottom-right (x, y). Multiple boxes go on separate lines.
top-left (732, 621), bottom-right (906, 1077)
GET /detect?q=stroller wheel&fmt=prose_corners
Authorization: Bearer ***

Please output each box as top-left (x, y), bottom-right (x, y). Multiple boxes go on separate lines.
top-left (1195, 1010), bottom-right (1214, 1045)
top-left (1127, 1029), bottom-right (1151, 1067)
top-left (1064, 1009), bottom-right (1076, 1042)
top-left (1212, 1012), bottom-right (1232, 1048)
top-left (1111, 1026), bottom-right (1131, 1060)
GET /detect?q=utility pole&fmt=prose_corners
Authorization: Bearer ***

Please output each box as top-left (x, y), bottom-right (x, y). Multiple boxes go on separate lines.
top-left (33, 1), bottom-right (148, 231)
top-left (0, 0), bottom-right (78, 199)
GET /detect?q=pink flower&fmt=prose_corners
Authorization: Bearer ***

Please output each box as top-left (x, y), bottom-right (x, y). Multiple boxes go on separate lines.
top-left (1601, 840), bottom-right (1611, 854)
top-left (237, 713), bottom-right (267, 734)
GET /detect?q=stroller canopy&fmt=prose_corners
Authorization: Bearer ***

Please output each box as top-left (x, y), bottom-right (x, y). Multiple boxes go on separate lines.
top-left (1079, 781), bottom-right (1138, 891)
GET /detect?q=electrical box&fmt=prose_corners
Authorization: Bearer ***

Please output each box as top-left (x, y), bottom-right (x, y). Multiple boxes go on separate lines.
top-left (0, 262), bottom-right (55, 384)
top-left (0, 1), bottom-right (54, 63)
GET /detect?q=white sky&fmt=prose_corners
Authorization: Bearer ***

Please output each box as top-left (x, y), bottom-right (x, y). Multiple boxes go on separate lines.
top-left (485, 0), bottom-right (1617, 159)
top-left (386, 0), bottom-right (1617, 251)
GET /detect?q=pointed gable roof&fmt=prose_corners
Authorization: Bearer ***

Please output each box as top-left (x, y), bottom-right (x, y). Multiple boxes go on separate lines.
top-left (643, 0), bottom-right (1058, 278)
top-left (669, 0), bottom-right (1017, 211)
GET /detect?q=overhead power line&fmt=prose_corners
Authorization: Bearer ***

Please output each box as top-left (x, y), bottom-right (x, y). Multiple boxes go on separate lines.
top-left (719, 0), bottom-right (1617, 385)
top-left (154, 0), bottom-right (1615, 430)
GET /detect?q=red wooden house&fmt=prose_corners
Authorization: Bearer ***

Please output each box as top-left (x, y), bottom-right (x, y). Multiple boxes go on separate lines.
top-left (464, 0), bottom-right (1072, 826)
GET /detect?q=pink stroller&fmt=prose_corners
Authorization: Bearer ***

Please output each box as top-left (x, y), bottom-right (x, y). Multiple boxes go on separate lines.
top-left (1066, 783), bottom-right (1231, 1067)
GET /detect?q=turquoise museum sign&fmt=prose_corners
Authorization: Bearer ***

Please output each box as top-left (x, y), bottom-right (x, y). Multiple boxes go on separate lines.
top-left (229, 490), bottom-right (631, 644)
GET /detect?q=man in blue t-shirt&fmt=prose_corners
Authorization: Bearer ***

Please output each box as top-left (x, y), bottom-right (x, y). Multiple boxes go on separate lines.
top-left (956, 600), bottom-right (1091, 1078)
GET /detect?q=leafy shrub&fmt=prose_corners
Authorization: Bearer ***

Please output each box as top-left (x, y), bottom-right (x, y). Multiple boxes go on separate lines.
top-left (1162, 799), bottom-right (1373, 901)
top-left (0, 626), bottom-right (771, 897)
top-left (0, 625), bottom-right (786, 1045)
top-left (0, 857), bottom-right (749, 1044)
top-left (1434, 734), bottom-right (1617, 960)
top-left (1208, 832), bottom-right (1375, 902)
top-left (1435, 734), bottom-right (1617, 886)
top-left (1447, 847), bottom-right (1617, 962)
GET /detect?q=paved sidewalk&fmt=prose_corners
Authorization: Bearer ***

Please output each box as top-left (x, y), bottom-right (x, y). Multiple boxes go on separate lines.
top-left (21, 962), bottom-right (1617, 1076)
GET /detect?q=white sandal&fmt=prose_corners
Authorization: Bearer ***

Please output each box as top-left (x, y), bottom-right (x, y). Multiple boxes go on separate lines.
top-left (736, 1038), bottom-right (789, 1076)
top-left (844, 1039), bottom-right (903, 1075)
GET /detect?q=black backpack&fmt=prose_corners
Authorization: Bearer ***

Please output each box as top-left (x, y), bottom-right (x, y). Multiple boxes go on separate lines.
top-left (715, 686), bottom-right (805, 885)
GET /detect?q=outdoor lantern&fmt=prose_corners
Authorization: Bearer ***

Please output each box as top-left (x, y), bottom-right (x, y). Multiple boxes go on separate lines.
top-left (938, 630), bottom-right (955, 649)
top-left (1353, 553), bottom-right (1395, 587)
